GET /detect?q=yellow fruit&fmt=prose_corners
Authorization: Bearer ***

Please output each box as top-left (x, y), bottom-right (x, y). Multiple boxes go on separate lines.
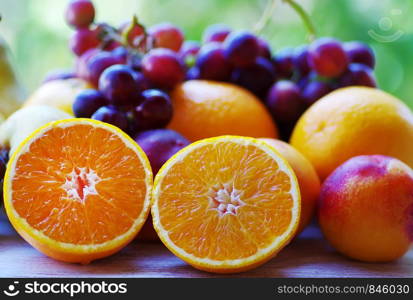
top-left (290, 87), bottom-right (413, 180)
top-left (0, 106), bottom-right (71, 155)
top-left (24, 78), bottom-right (91, 116)
top-left (168, 80), bottom-right (278, 141)
top-left (152, 136), bottom-right (300, 273)
top-left (0, 37), bottom-right (26, 117)
top-left (4, 119), bottom-right (152, 263)
top-left (260, 138), bottom-right (320, 234)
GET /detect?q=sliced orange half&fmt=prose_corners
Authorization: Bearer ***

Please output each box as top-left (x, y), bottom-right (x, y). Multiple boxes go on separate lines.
top-left (3, 119), bottom-right (152, 264)
top-left (152, 136), bottom-right (300, 273)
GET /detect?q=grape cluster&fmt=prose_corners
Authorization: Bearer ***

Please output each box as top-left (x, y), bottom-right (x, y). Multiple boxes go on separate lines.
top-left (63, 0), bottom-right (191, 172)
top-left (190, 32), bottom-right (376, 139)
top-left (60, 0), bottom-right (377, 169)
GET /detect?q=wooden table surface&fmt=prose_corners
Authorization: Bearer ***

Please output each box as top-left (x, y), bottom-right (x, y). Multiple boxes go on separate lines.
top-left (0, 211), bottom-right (412, 278)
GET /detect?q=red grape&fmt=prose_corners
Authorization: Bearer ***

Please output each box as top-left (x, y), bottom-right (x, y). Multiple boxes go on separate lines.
top-left (273, 48), bottom-right (294, 79)
top-left (223, 31), bottom-right (260, 67)
top-left (257, 37), bottom-right (272, 59)
top-left (149, 23), bottom-right (184, 52)
top-left (344, 41), bottom-right (375, 69)
top-left (231, 57), bottom-right (275, 97)
top-left (103, 40), bottom-right (122, 51)
top-left (196, 43), bottom-right (232, 81)
top-left (65, 0), bottom-right (95, 29)
top-left (308, 37), bottom-right (349, 77)
top-left (91, 106), bottom-right (128, 132)
top-left (141, 48), bottom-right (185, 89)
top-left (73, 89), bottom-right (107, 118)
top-left (202, 24), bottom-right (231, 43)
top-left (128, 89), bottom-right (173, 132)
top-left (69, 28), bottom-right (100, 56)
top-left (98, 64), bottom-right (143, 106)
top-left (266, 80), bottom-right (305, 123)
top-left (134, 129), bottom-right (189, 174)
top-left (338, 63), bottom-right (377, 87)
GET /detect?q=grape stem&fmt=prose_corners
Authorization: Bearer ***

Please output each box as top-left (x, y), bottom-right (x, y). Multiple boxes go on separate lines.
top-left (254, 0), bottom-right (316, 42)
top-left (253, 0), bottom-right (277, 34)
top-left (283, 0), bottom-right (316, 42)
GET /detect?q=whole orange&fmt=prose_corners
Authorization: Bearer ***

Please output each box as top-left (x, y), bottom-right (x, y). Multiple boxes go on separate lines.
top-left (260, 138), bottom-right (320, 234)
top-left (168, 80), bottom-right (278, 141)
top-left (319, 155), bottom-right (413, 262)
top-left (290, 87), bottom-right (413, 180)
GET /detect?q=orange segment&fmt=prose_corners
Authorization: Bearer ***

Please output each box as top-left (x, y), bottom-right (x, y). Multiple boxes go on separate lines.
top-left (4, 119), bottom-right (152, 263)
top-left (152, 136), bottom-right (300, 273)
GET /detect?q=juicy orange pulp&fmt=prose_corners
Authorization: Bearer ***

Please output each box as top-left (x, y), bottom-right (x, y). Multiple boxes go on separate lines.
top-left (152, 136), bottom-right (300, 273)
top-left (4, 119), bottom-right (152, 263)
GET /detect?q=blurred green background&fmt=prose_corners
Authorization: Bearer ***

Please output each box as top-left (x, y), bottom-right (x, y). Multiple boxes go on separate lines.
top-left (0, 0), bottom-right (412, 105)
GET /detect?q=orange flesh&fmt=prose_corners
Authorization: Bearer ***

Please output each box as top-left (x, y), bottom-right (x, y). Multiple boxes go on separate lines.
top-left (157, 142), bottom-right (294, 260)
top-left (11, 124), bottom-right (148, 245)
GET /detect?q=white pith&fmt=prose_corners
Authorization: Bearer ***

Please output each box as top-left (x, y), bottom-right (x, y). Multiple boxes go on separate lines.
top-left (209, 183), bottom-right (245, 216)
top-left (61, 167), bottom-right (101, 203)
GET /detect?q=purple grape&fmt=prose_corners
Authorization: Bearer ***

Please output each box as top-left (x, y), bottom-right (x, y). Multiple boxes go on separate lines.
top-left (344, 41), bottom-right (375, 69)
top-left (266, 80), bottom-right (305, 123)
top-left (231, 57), bottom-right (275, 96)
top-left (186, 67), bottom-right (200, 80)
top-left (73, 89), bottom-right (108, 118)
top-left (196, 43), bottom-right (232, 81)
top-left (127, 53), bottom-right (143, 72)
top-left (76, 48), bottom-right (100, 79)
top-left (98, 64), bottom-right (142, 106)
top-left (0, 148), bottom-right (9, 180)
top-left (86, 51), bottom-right (125, 87)
top-left (273, 48), bottom-right (294, 79)
top-left (129, 89), bottom-right (173, 132)
top-left (202, 24), bottom-right (231, 43)
top-left (43, 70), bottom-right (76, 83)
top-left (257, 37), bottom-right (272, 59)
top-left (301, 80), bottom-right (332, 105)
top-left (293, 45), bottom-right (311, 76)
top-left (297, 71), bottom-right (318, 89)
top-left (0, 148), bottom-right (9, 203)
top-left (91, 106), bottom-right (128, 131)
top-left (134, 129), bottom-right (190, 174)
top-left (111, 46), bottom-right (129, 62)
top-left (308, 37), bottom-right (349, 77)
top-left (338, 63), bottom-right (377, 88)
top-left (223, 31), bottom-right (260, 67)
top-left (141, 48), bottom-right (185, 89)
top-left (65, 0), bottom-right (95, 29)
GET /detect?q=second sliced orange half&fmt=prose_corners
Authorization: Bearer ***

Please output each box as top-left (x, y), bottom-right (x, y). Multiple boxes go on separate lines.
top-left (152, 136), bottom-right (300, 273)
